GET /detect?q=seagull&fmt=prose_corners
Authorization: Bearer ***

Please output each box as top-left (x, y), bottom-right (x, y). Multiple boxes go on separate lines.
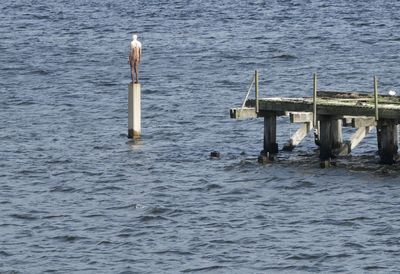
top-left (388, 90), bottom-right (396, 96)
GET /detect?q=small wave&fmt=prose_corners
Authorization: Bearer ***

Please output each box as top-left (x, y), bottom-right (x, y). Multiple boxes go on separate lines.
top-left (145, 206), bottom-right (170, 215)
top-left (96, 240), bottom-right (112, 245)
top-left (93, 145), bottom-right (114, 150)
top-left (343, 242), bottom-right (365, 249)
top-left (151, 250), bottom-right (194, 256)
top-left (224, 187), bottom-right (252, 195)
top-left (45, 158), bottom-right (73, 164)
top-left (32, 69), bottom-right (50, 75)
top-left (9, 213), bottom-right (38, 220)
top-left (182, 265), bottom-right (227, 273)
top-left (363, 265), bottom-right (388, 271)
top-left (106, 204), bottom-right (140, 210)
top-left (94, 186), bottom-right (124, 192)
top-left (272, 54), bottom-right (297, 60)
top-left (206, 183), bottom-right (223, 190)
top-left (368, 224), bottom-right (396, 236)
top-left (49, 185), bottom-right (77, 193)
top-left (209, 239), bottom-right (235, 244)
top-left (16, 100), bottom-right (36, 106)
top-left (286, 252), bottom-right (328, 261)
top-left (82, 214), bottom-right (104, 218)
top-left (138, 215), bottom-right (168, 222)
top-left (310, 218), bottom-right (357, 227)
top-left (190, 183), bottom-right (223, 192)
top-left (280, 180), bottom-right (315, 190)
top-left (0, 250), bottom-right (12, 257)
top-left (51, 235), bottom-right (87, 243)
top-left (41, 214), bottom-right (69, 219)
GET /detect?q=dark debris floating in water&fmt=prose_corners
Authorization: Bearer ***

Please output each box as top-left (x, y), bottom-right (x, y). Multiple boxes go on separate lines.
top-left (210, 151), bottom-right (221, 158)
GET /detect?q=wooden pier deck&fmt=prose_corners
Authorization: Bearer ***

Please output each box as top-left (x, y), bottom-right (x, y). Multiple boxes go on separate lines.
top-left (230, 72), bottom-right (400, 166)
top-left (233, 92), bottom-right (400, 120)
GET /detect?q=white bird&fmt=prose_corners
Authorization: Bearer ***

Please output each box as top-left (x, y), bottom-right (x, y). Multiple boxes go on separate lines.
top-left (388, 90), bottom-right (396, 96)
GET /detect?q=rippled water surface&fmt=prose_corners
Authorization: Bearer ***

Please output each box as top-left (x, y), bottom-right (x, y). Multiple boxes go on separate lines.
top-left (1, 0), bottom-right (400, 273)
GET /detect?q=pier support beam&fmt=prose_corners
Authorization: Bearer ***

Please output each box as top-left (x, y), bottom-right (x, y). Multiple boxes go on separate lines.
top-left (377, 119), bottom-right (398, 164)
top-left (339, 126), bottom-right (373, 155)
top-left (283, 122), bottom-right (312, 151)
top-left (259, 114), bottom-right (278, 163)
top-left (319, 116), bottom-right (343, 167)
top-left (128, 83), bottom-right (141, 139)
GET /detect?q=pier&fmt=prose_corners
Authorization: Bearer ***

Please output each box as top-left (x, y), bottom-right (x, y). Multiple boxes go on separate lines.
top-left (230, 71), bottom-right (400, 167)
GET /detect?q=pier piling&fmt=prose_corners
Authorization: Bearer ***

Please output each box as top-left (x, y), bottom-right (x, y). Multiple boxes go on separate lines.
top-left (377, 119), bottom-right (398, 164)
top-left (128, 83), bottom-right (141, 139)
top-left (319, 116), bottom-right (333, 162)
top-left (260, 114), bottom-right (278, 161)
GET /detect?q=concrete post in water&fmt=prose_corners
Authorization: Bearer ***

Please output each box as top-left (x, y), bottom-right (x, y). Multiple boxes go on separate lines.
top-left (377, 119), bottom-right (398, 164)
top-left (128, 83), bottom-right (141, 139)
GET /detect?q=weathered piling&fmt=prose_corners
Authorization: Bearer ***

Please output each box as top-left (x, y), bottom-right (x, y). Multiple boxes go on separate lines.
top-left (318, 116), bottom-right (333, 161)
top-left (128, 83), bottom-right (141, 139)
top-left (377, 119), bottom-right (398, 164)
top-left (318, 116), bottom-right (343, 167)
top-left (262, 114), bottom-right (278, 156)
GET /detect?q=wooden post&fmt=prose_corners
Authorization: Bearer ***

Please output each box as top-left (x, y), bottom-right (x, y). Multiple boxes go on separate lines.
top-left (319, 117), bottom-right (343, 163)
top-left (259, 113), bottom-right (278, 162)
top-left (377, 119), bottom-right (398, 164)
top-left (255, 70), bottom-right (259, 114)
top-left (374, 76), bottom-right (379, 121)
top-left (319, 116), bottom-right (334, 167)
top-left (313, 73), bottom-right (317, 128)
top-left (128, 83), bottom-right (141, 139)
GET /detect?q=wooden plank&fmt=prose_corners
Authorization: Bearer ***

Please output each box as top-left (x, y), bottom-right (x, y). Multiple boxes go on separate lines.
top-left (338, 126), bottom-right (373, 155)
top-left (230, 107), bottom-right (257, 119)
top-left (290, 112), bottom-right (313, 123)
top-left (351, 126), bottom-right (372, 151)
top-left (244, 98), bottom-right (400, 119)
top-left (282, 122), bottom-right (312, 151)
top-left (351, 117), bottom-right (376, 128)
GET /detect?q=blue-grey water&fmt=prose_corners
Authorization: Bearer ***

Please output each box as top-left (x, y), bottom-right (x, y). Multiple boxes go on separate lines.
top-left (1, 0), bottom-right (400, 273)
